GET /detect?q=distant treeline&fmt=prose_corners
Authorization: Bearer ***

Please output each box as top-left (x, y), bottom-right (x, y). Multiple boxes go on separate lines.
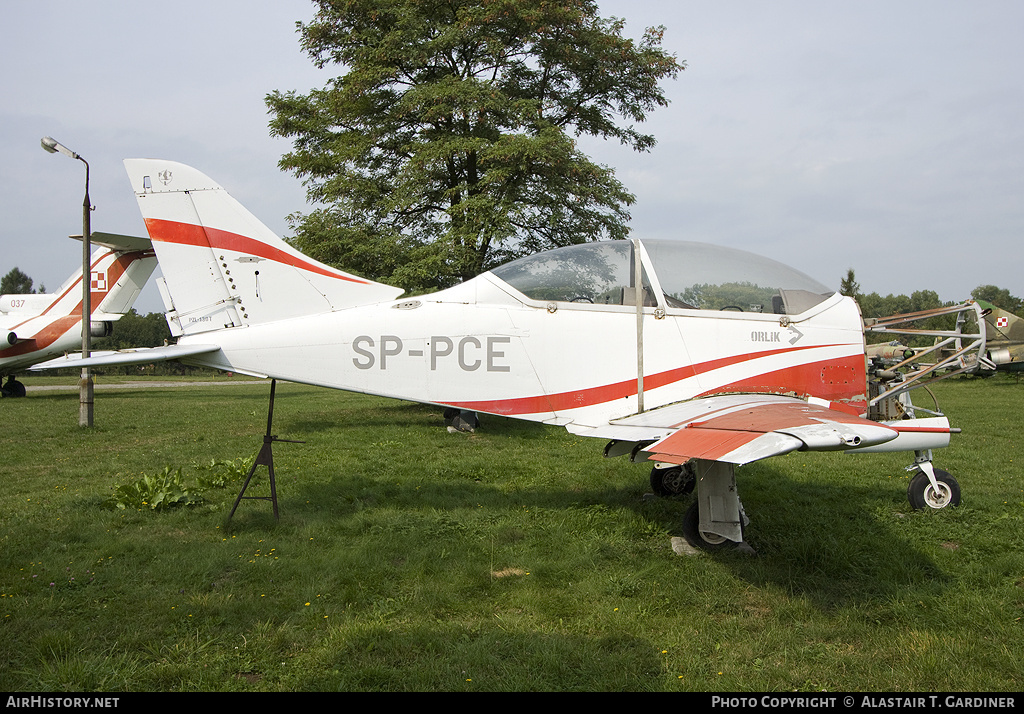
top-left (842, 271), bottom-right (1021, 347)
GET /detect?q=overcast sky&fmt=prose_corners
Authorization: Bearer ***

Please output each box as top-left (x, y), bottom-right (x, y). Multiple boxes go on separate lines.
top-left (2, 1), bottom-right (1021, 313)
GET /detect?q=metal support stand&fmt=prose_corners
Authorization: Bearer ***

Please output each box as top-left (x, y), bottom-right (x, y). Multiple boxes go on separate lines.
top-left (228, 380), bottom-right (303, 521)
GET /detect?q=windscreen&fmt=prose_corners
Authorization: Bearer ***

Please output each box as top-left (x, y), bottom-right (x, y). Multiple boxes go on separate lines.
top-left (641, 240), bottom-right (833, 314)
top-left (490, 239), bottom-right (832, 315)
top-left (491, 241), bottom-right (655, 306)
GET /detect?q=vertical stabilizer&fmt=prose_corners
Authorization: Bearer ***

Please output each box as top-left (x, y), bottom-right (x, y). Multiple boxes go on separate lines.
top-left (1, 244), bottom-right (156, 323)
top-left (978, 300), bottom-right (1024, 371)
top-left (123, 159), bottom-right (404, 336)
top-left (981, 302), bottom-right (1023, 343)
top-left (82, 233), bottom-right (157, 317)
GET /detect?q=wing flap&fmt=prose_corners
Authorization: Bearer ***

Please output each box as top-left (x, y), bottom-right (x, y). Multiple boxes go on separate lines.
top-left (645, 428), bottom-right (804, 465)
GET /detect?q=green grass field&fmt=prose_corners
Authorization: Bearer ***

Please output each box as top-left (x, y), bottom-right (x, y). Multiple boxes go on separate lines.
top-left (1, 374), bottom-right (1021, 692)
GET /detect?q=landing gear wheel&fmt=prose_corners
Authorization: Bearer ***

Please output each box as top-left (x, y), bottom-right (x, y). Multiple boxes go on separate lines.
top-left (650, 465), bottom-right (695, 497)
top-left (907, 469), bottom-right (961, 510)
top-left (443, 408), bottom-right (479, 432)
top-left (2, 379), bottom-right (26, 398)
top-left (681, 501), bottom-right (742, 552)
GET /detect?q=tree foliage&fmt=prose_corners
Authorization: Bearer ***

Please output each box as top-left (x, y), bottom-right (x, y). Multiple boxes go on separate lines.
top-left (855, 289), bottom-right (946, 320)
top-left (680, 282), bottom-right (778, 312)
top-left (1, 267), bottom-right (38, 295)
top-left (971, 284), bottom-right (1023, 315)
top-left (839, 269), bottom-right (1024, 344)
top-left (267, 0), bottom-right (683, 293)
top-left (95, 310), bottom-right (172, 351)
top-left (839, 268), bottom-right (859, 298)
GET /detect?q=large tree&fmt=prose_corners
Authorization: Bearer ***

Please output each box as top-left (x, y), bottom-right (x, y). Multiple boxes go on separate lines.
top-left (267, 0), bottom-right (682, 293)
top-left (1, 267), bottom-right (37, 295)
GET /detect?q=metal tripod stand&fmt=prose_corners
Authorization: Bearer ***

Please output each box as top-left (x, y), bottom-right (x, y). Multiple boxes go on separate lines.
top-left (228, 379), bottom-right (303, 521)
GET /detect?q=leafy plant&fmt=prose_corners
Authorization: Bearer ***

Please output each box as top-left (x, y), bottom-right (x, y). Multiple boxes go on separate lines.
top-left (105, 466), bottom-right (201, 511)
top-left (195, 457), bottom-right (254, 489)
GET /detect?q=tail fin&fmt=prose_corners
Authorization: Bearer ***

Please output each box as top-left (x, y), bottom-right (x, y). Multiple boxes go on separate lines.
top-left (1, 240), bottom-right (156, 323)
top-left (978, 300), bottom-right (1024, 371)
top-left (79, 233), bottom-right (158, 318)
top-left (123, 159), bottom-right (403, 336)
top-left (979, 301), bottom-right (1023, 342)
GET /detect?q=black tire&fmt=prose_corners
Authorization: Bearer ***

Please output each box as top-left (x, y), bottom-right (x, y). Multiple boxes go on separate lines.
top-left (650, 465), bottom-right (695, 497)
top-left (681, 501), bottom-right (742, 552)
top-left (907, 468), bottom-right (961, 510)
top-left (5, 380), bottom-right (26, 398)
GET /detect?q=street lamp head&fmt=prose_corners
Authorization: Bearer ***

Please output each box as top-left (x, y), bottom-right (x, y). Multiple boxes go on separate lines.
top-left (40, 136), bottom-right (80, 160)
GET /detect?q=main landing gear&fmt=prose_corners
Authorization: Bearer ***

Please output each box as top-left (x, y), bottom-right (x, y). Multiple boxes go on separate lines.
top-left (1, 376), bottom-right (26, 398)
top-left (651, 460), bottom-right (750, 553)
top-left (649, 463), bottom-right (695, 497)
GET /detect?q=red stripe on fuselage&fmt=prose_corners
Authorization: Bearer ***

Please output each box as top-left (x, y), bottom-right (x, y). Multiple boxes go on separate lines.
top-left (891, 425), bottom-right (953, 434)
top-left (143, 218), bottom-right (371, 284)
top-left (446, 346), bottom-right (865, 416)
top-left (0, 315), bottom-right (80, 358)
top-left (696, 353), bottom-right (867, 406)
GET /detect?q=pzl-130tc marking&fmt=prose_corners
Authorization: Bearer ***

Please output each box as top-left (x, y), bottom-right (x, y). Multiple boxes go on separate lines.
top-left (38, 159), bottom-right (985, 551)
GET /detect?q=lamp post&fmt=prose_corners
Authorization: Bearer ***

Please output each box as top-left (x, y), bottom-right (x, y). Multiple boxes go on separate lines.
top-left (40, 136), bottom-right (94, 427)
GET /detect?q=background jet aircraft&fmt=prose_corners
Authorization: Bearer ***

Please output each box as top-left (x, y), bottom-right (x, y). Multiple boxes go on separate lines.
top-left (1, 233), bottom-right (156, 396)
top-left (977, 301), bottom-right (1023, 372)
top-left (863, 300), bottom-right (1020, 376)
top-left (38, 159), bottom-right (970, 551)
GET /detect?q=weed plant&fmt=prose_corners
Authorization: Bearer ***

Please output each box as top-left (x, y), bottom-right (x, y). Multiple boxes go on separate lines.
top-left (0, 376), bottom-right (1021, 691)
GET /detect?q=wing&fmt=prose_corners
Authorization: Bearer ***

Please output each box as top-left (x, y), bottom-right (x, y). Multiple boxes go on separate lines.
top-left (29, 343), bottom-right (222, 370)
top-left (569, 394), bottom-right (898, 466)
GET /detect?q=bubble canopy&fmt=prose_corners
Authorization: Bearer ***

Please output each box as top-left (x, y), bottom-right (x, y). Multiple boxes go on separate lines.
top-left (490, 239), bottom-right (834, 314)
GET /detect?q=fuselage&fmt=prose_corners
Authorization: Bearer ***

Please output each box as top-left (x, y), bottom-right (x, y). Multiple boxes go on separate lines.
top-left (1, 309), bottom-right (86, 374)
top-left (178, 266), bottom-right (868, 430)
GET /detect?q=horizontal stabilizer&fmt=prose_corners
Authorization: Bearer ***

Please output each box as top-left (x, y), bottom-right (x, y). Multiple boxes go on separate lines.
top-left (70, 232), bottom-right (152, 252)
top-left (30, 343), bottom-right (221, 371)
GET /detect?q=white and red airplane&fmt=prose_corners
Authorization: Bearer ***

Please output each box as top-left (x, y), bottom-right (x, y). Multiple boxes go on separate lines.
top-left (38, 159), bottom-right (968, 550)
top-left (1, 233), bottom-right (156, 397)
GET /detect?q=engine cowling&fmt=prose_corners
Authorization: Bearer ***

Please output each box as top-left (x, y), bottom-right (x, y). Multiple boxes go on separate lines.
top-left (89, 321), bottom-right (113, 338)
top-left (989, 347), bottom-right (1015, 366)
